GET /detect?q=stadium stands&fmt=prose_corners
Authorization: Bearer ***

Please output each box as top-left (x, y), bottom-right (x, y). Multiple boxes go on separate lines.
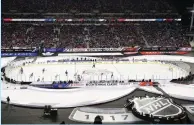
top-left (2, 0), bottom-right (176, 13)
top-left (2, 23), bottom-right (190, 48)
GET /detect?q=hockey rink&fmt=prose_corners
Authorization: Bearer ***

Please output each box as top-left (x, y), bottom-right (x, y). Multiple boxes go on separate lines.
top-left (5, 61), bottom-right (188, 82)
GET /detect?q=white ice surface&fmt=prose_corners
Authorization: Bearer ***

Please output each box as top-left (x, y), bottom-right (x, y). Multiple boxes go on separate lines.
top-left (6, 61), bottom-right (188, 82)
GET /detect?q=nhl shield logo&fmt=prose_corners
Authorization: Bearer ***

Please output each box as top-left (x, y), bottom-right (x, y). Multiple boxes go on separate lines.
top-left (126, 96), bottom-right (186, 123)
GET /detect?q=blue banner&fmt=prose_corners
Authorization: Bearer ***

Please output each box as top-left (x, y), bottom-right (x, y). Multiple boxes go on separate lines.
top-left (43, 48), bottom-right (65, 52)
top-left (52, 83), bottom-right (70, 89)
top-left (156, 19), bottom-right (164, 22)
top-left (1, 53), bottom-right (38, 57)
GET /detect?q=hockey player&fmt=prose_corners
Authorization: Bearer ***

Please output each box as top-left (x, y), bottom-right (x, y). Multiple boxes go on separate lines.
top-left (42, 68), bottom-right (45, 73)
top-left (77, 75), bottom-right (81, 81)
top-left (42, 77), bottom-right (44, 82)
top-left (74, 72), bottom-right (77, 77)
top-left (55, 74), bottom-right (59, 80)
top-left (111, 73), bottom-right (114, 78)
top-left (65, 70), bottom-right (68, 76)
top-left (92, 63), bottom-right (95, 68)
top-left (20, 67), bottom-right (23, 74)
top-left (29, 73), bottom-right (34, 78)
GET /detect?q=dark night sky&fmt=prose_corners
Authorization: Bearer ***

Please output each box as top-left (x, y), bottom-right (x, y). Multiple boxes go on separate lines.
top-left (170, 0), bottom-right (194, 25)
top-left (171, 0), bottom-right (193, 14)
top-left (2, 0), bottom-right (193, 25)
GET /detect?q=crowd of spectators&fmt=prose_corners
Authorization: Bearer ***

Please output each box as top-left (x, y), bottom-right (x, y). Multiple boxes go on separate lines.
top-left (2, 22), bottom-right (190, 48)
top-left (141, 22), bottom-right (189, 47)
top-left (2, 24), bottom-right (28, 48)
top-left (171, 72), bottom-right (194, 83)
top-left (59, 25), bottom-right (145, 48)
top-left (3, 0), bottom-right (176, 13)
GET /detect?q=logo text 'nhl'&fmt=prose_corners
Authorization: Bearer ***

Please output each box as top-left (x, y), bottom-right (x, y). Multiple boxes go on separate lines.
top-left (141, 100), bottom-right (170, 114)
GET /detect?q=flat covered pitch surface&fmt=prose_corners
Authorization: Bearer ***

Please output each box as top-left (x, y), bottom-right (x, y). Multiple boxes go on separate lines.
top-left (2, 89), bottom-right (194, 124)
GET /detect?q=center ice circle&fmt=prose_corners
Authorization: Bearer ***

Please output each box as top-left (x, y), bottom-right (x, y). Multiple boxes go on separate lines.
top-left (6, 61), bottom-right (188, 82)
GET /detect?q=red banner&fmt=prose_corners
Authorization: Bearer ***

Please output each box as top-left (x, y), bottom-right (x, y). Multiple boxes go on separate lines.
top-left (140, 51), bottom-right (189, 55)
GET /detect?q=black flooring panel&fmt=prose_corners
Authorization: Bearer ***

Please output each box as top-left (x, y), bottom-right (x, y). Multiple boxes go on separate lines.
top-left (2, 89), bottom-right (194, 124)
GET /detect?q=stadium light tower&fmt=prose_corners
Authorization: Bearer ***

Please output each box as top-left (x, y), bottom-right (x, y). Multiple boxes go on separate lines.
top-left (187, 4), bottom-right (194, 43)
top-left (188, 4), bottom-right (194, 31)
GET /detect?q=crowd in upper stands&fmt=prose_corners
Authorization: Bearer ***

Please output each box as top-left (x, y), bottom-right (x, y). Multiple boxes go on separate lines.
top-left (2, 22), bottom-right (190, 48)
top-left (2, 0), bottom-right (190, 48)
top-left (3, 0), bottom-right (176, 13)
